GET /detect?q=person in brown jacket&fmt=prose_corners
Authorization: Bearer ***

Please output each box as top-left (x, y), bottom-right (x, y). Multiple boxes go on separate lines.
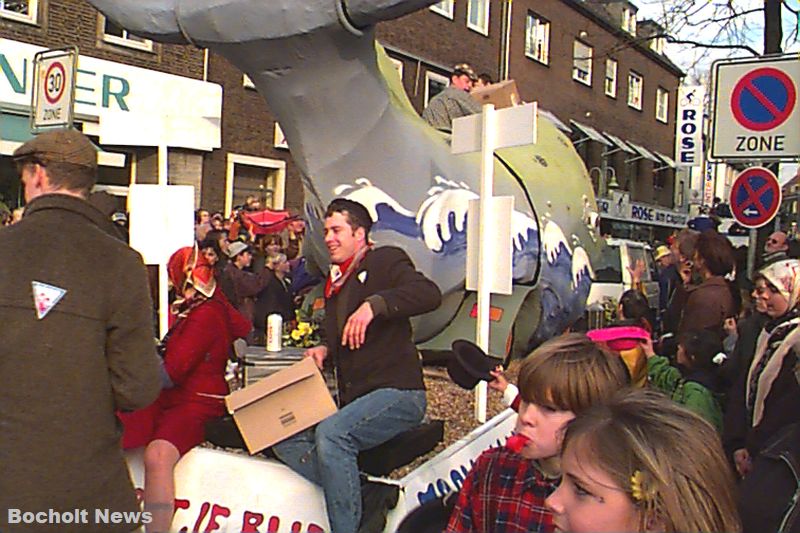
top-left (679, 230), bottom-right (738, 338)
top-left (0, 129), bottom-right (161, 533)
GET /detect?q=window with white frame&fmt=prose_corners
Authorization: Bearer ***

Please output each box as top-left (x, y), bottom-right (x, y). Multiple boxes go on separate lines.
top-left (656, 87), bottom-right (669, 123)
top-left (425, 71), bottom-right (449, 106)
top-left (605, 59), bottom-right (617, 97)
top-left (572, 41), bottom-right (593, 86)
top-left (628, 71), bottom-right (643, 110)
top-left (525, 12), bottom-right (550, 65)
top-left (467, 0), bottom-right (489, 36)
top-left (1, 0), bottom-right (37, 24)
top-left (102, 16), bottom-right (153, 51)
top-left (622, 6), bottom-right (637, 35)
top-left (429, 0), bottom-right (454, 19)
top-left (650, 36), bottom-right (666, 54)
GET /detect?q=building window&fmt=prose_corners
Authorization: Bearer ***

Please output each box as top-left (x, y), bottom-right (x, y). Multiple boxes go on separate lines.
top-left (225, 154), bottom-right (286, 215)
top-left (524, 12), bottom-right (550, 65)
top-left (102, 17), bottom-right (154, 52)
top-left (425, 71), bottom-right (449, 106)
top-left (243, 74), bottom-right (256, 89)
top-left (605, 59), bottom-right (617, 98)
top-left (0, 0), bottom-right (37, 24)
top-left (467, 0), bottom-right (489, 36)
top-left (572, 41), bottom-right (593, 86)
top-left (429, 0), bottom-right (454, 19)
top-left (656, 87), bottom-right (669, 123)
top-left (622, 6), bottom-right (637, 35)
top-left (650, 36), bottom-right (666, 54)
top-left (628, 71), bottom-right (643, 110)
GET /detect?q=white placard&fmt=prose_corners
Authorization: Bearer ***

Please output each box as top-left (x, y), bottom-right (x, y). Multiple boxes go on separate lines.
top-left (466, 196), bottom-right (513, 295)
top-left (128, 184), bottom-right (195, 265)
top-left (32, 48), bottom-right (76, 130)
top-left (451, 102), bottom-right (537, 154)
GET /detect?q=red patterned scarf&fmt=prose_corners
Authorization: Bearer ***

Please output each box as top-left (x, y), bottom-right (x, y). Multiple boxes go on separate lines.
top-left (324, 244), bottom-right (372, 299)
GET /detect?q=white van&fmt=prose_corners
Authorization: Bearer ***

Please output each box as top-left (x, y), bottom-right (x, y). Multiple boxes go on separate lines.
top-left (587, 238), bottom-right (660, 315)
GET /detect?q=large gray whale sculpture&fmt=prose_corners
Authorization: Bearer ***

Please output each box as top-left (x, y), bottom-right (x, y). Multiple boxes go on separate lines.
top-left (88, 0), bottom-right (603, 355)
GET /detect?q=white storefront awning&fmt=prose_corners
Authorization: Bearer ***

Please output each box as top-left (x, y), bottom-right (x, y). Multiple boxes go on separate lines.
top-left (570, 120), bottom-right (612, 146)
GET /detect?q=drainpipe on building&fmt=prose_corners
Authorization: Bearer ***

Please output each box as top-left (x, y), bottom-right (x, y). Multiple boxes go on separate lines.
top-left (203, 49), bottom-right (209, 82)
top-left (499, 0), bottom-right (512, 81)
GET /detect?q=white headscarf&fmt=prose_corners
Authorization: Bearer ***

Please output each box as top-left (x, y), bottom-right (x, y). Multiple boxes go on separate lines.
top-left (759, 259), bottom-right (800, 311)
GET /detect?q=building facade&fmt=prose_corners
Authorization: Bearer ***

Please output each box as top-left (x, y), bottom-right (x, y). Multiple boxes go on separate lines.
top-left (0, 0), bottom-right (221, 213)
top-left (0, 0), bottom-right (686, 243)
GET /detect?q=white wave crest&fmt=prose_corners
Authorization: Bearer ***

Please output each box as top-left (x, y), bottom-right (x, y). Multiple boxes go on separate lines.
top-left (333, 177), bottom-right (416, 221)
top-left (543, 220), bottom-right (571, 264)
top-left (571, 246), bottom-right (595, 287)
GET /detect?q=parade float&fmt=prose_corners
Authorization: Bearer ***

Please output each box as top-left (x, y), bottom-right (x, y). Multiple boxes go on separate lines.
top-left (88, 0), bottom-right (603, 530)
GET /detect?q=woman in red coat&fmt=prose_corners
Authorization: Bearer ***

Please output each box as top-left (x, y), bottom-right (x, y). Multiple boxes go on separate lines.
top-left (120, 246), bottom-right (251, 532)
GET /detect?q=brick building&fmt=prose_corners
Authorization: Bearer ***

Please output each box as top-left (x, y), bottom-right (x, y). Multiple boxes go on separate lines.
top-left (0, 0), bottom-right (685, 242)
top-left (379, 0), bottom-right (685, 240)
top-left (0, 0), bottom-right (215, 212)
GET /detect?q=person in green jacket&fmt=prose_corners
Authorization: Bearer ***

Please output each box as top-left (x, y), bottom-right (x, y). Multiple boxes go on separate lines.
top-left (643, 330), bottom-right (725, 432)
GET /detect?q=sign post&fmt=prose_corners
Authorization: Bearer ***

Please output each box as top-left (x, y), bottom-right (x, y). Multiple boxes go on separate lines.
top-left (711, 55), bottom-right (799, 161)
top-left (452, 102), bottom-right (537, 422)
top-left (31, 47), bottom-right (78, 132)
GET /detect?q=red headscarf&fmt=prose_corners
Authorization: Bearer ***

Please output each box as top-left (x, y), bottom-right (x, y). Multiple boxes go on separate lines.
top-left (167, 245), bottom-right (216, 298)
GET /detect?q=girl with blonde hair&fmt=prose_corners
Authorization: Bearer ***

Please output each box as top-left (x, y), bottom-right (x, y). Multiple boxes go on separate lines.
top-left (546, 388), bottom-right (740, 533)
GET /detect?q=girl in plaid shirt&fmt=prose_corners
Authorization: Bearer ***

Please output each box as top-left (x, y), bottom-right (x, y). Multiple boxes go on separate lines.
top-left (446, 333), bottom-right (631, 533)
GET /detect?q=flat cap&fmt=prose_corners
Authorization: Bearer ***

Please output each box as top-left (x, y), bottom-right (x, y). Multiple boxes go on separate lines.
top-left (13, 128), bottom-right (97, 169)
top-left (452, 63), bottom-right (477, 81)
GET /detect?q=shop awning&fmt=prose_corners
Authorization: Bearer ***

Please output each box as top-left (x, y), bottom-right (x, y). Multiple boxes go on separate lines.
top-left (602, 131), bottom-right (636, 155)
top-left (538, 108), bottom-right (572, 134)
top-left (0, 113), bottom-right (126, 168)
top-left (625, 141), bottom-right (660, 163)
top-left (570, 120), bottom-right (612, 146)
top-left (654, 151), bottom-right (676, 169)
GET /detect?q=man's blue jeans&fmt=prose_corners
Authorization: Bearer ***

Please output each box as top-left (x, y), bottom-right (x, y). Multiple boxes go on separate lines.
top-left (272, 388), bottom-right (427, 533)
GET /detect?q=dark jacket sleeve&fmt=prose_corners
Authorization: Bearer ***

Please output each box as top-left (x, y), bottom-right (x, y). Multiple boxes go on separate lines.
top-left (368, 247), bottom-right (442, 319)
top-left (106, 252), bottom-right (161, 410)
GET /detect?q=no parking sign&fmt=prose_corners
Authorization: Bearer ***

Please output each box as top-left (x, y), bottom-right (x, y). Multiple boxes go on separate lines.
top-left (711, 55), bottom-right (799, 161)
top-left (729, 167), bottom-right (782, 228)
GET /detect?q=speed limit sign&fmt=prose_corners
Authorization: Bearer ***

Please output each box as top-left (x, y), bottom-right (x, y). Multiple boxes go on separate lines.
top-left (32, 47), bottom-right (78, 131)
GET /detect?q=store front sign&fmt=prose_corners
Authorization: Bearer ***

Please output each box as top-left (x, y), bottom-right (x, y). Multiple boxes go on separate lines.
top-left (0, 38), bottom-right (221, 150)
top-left (597, 197), bottom-right (688, 228)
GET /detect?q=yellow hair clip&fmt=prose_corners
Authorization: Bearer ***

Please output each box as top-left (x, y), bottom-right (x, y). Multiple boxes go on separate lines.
top-left (630, 470), bottom-right (647, 502)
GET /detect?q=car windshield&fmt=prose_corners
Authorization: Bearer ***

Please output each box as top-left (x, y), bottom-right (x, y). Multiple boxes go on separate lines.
top-left (627, 247), bottom-right (653, 282)
top-left (594, 245), bottom-right (622, 282)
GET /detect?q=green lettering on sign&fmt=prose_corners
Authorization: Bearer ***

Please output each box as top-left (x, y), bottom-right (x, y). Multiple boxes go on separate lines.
top-left (102, 74), bottom-right (129, 111)
top-left (0, 54), bottom-right (27, 94)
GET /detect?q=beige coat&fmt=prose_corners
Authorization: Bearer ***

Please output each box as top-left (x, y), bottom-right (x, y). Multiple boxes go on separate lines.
top-left (0, 194), bottom-right (160, 532)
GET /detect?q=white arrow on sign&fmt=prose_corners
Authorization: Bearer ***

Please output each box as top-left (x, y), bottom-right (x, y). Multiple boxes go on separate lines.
top-left (743, 207), bottom-right (759, 216)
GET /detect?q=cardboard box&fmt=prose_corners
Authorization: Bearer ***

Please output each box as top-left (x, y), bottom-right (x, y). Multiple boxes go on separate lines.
top-left (471, 79), bottom-right (521, 109)
top-left (226, 357), bottom-right (338, 454)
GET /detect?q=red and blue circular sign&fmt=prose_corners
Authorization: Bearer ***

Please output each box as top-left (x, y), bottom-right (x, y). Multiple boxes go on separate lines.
top-left (731, 67), bottom-right (796, 131)
top-left (729, 167), bottom-right (782, 228)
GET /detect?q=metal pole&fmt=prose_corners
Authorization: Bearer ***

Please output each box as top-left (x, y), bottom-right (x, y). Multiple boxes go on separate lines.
top-left (747, 228), bottom-right (757, 280)
top-left (158, 144), bottom-right (169, 339)
top-left (475, 103), bottom-right (496, 423)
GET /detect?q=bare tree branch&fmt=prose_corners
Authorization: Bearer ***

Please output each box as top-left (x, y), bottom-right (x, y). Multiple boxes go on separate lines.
top-left (666, 37), bottom-right (760, 56)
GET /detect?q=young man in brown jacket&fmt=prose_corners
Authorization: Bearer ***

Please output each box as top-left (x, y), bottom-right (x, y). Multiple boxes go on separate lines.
top-left (0, 129), bottom-right (161, 533)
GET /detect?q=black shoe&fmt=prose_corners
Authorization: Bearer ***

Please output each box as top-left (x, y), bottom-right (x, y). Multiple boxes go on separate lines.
top-left (358, 481), bottom-right (400, 533)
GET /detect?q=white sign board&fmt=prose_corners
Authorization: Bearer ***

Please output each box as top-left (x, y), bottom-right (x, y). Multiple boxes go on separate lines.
top-left (0, 38), bottom-right (222, 151)
top-left (31, 48), bottom-right (77, 131)
top-left (711, 55), bottom-right (799, 161)
top-left (128, 184), bottom-right (194, 265)
top-left (466, 196), bottom-right (513, 294)
top-left (674, 85), bottom-right (705, 167)
top-left (452, 102), bottom-right (537, 154)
